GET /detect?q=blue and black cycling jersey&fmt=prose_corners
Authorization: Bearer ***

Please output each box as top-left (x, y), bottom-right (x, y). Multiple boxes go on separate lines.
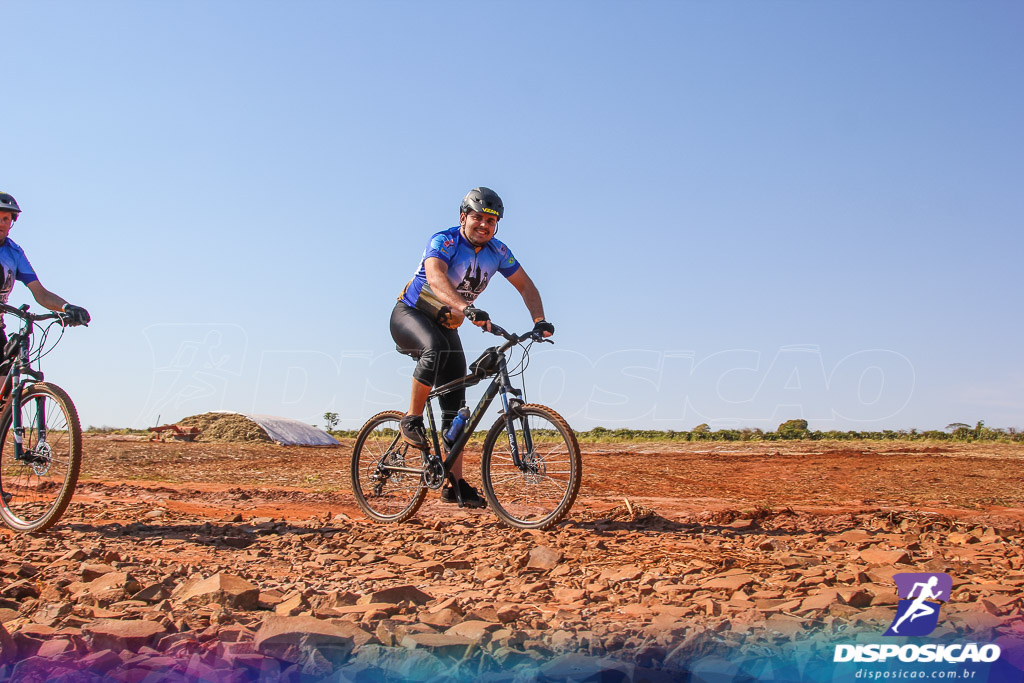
top-left (0, 238), bottom-right (38, 305)
top-left (0, 238), bottom-right (39, 333)
top-left (400, 226), bottom-right (520, 314)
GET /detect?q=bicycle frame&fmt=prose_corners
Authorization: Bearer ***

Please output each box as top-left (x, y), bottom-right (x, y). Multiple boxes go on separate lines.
top-left (425, 348), bottom-right (526, 476)
top-left (381, 325), bottom-right (542, 497)
top-left (0, 304), bottom-right (56, 465)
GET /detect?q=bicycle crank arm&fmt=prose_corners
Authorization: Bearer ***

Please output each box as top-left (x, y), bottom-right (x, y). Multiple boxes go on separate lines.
top-left (379, 466), bottom-right (424, 475)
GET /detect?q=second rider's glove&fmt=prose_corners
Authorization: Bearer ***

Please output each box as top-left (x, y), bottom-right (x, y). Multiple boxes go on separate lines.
top-left (463, 305), bottom-right (489, 323)
top-left (533, 319), bottom-right (555, 337)
top-left (62, 304), bottom-right (91, 326)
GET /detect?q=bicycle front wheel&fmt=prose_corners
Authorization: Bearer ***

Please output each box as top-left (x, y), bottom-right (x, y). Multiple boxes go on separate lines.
top-left (350, 410), bottom-right (427, 523)
top-left (0, 382), bottom-right (83, 533)
top-left (481, 404), bottom-right (581, 530)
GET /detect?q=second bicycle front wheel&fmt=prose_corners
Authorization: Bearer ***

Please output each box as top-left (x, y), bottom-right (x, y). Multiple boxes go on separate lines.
top-left (350, 410), bottom-right (427, 523)
top-left (0, 382), bottom-right (83, 533)
top-left (481, 403), bottom-right (582, 530)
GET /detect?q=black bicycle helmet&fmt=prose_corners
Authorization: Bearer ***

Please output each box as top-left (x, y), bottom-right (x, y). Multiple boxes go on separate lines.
top-left (460, 187), bottom-right (504, 219)
top-left (0, 193), bottom-right (20, 218)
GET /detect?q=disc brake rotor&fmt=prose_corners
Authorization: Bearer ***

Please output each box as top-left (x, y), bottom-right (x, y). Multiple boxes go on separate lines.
top-left (29, 442), bottom-right (53, 476)
top-left (521, 450), bottom-right (546, 482)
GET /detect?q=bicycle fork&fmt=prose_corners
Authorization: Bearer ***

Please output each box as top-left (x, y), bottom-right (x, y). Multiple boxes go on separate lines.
top-left (10, 380), bottom-right (48, 469)
top-left (497, 375), bottom-right (535, 472)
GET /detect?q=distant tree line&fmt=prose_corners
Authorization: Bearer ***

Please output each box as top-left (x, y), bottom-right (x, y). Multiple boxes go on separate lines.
top-left (575, 420), bottom-right (1024, 442)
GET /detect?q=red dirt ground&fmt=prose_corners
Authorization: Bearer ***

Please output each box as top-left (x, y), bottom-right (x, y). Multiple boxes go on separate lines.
top-left (74, 436), bottom-right (1024, 527)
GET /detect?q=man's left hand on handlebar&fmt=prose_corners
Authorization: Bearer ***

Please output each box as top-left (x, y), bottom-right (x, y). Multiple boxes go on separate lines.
top-left (61, 304), bottom-right (90, 326)
top-left (532, 319), bottom-right (554, 338)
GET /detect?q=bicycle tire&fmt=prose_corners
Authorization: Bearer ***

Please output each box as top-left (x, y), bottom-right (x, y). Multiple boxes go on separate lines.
top-left (0, 382), bottom-right (82, 533)
top-left (480, 403), bottom-right (581, 530)
top-left (350, 410), bottom-right (427, 523)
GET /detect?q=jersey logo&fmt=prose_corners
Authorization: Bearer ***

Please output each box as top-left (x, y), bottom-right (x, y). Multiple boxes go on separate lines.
top-left (0, 265), bottom-right (13, 304)
top-left (455, 261), bottom-right (490, 300)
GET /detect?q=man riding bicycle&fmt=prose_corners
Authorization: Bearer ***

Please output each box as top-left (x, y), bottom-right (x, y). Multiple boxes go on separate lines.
top-left (0, 193), bottom-right (90, 335)
top-left (391, 187), bottom-right (553, 508)
top-left (0, 192), bottom-right (90, 506)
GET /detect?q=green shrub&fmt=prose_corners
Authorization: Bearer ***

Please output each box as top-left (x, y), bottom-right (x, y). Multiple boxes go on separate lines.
top-left (778, 419), bottom-right (810, 439)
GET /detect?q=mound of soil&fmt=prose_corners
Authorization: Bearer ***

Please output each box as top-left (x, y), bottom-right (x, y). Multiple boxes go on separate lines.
top-left (176, 412), bottom-right (273, 443)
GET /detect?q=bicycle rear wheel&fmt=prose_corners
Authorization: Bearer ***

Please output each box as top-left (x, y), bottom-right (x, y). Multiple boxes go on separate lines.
top-left (350, 410), bottom-right (427, 523)
top-left (481, 403), bottom-right (581, 530)
top-left (0, 382), bottom-right (82, 533)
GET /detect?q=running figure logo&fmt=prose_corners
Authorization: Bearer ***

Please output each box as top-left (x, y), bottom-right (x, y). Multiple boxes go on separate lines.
top-left (883, 573), bottom-right (952, 636)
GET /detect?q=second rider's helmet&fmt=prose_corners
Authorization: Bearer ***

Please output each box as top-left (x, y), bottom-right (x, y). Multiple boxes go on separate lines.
top-left (0, 193), bottom-right (21, 220)
top-left (460, 187), bottom-right (503, 220)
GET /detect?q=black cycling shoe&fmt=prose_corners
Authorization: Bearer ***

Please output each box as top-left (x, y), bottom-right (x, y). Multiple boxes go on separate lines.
top-left (441, 479), bottom-right (487, 509)
top-left (399, 414), bottom-right (429, 450)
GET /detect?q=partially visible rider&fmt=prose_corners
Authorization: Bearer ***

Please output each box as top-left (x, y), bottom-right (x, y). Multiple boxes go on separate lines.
top-left (0, 192), bottom-right (91, 345)
top-left (0, 192), bottom-right (90, 506)
top-left (391, 187), bottom-right (554, 508)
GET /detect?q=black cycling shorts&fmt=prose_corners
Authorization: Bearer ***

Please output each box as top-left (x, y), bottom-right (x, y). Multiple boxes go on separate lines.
top-left (390, 301), bottom-right (466, 426)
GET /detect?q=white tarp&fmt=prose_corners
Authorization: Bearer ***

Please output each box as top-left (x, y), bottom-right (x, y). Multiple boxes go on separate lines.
top-left (213, 411), bottom-right (339, 446)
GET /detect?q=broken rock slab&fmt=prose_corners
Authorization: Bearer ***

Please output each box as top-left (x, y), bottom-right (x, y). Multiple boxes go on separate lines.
top-left (526, 547), bottom-right (562, 571)
top-left (349, 644), bottom-right (451, 682)
top-left (702, 574), bottom-right (757, 591)
top-left (858, 549), bottom-right (911, 565)
top-left (444, 620), bottom-right (504, 643)
top-left (360, 585), bottom-right (433, 606)
top-left (254, 615), bottom-right (360, 662)
top-left (540, 653), bottom-right (636, 681)
top-left (401, 632), bottom-right (475, 659)
top-left (84, 572), bottom-right (143, 603)
top-left (172, 572), bottom-right (259, 611)
top-left (82, 619), bottom-right (168, 652)
top-left (418, 608), bottom-right (462, 629)
top-left (0, 622), bottom-right (14, 665)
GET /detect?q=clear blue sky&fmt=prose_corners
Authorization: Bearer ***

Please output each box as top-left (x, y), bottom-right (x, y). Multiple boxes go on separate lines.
top-left (5, 1), bottom-right (1022, 433)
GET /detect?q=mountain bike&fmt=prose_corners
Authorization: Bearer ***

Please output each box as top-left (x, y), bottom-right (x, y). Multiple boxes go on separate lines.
top-left (351, 323), bottom-right (581, 530)
top-left (0, 303), bottom-right (83, 532)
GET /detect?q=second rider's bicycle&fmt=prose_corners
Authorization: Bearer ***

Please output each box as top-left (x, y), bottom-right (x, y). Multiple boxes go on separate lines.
top-left (351, 323), bottom-right (581, 530)
top-left (0, 303), bottom-right (83, 533)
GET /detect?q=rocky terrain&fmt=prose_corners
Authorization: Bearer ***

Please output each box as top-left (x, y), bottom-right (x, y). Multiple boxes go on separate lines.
top-left (1, 437), bottom-right (1022, 681)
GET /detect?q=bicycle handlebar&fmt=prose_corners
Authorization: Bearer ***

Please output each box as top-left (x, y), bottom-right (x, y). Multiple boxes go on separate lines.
top-left (486, 323), bottom-right (553, 353)
top-left (0, 302), bottom-right (64, 323)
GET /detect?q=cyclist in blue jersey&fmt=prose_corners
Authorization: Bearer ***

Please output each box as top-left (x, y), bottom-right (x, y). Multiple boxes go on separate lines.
top-left (0, 193), bottom-right (91, 339)
top-left (391, 187), bottom-right (554, 508)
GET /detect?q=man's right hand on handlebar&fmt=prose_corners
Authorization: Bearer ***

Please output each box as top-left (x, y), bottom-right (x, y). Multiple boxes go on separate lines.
top-left (463, 305), bottom-right (491, 332)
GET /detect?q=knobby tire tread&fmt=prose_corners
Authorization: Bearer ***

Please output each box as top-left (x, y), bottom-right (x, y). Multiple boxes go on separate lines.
top-left (0, 382), bottom-right (82, 533)
top-left (350, 410), bottom-right (427, 523)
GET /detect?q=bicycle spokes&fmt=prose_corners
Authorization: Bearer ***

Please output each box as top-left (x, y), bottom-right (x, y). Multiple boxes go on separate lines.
top-left (350, 412), bottom-right (428, 523)
top-left (371, 443), bottom-right (410, 494)
top-left (481, 405), bottom-right (581, 530)
top-left (0, 383), bottom-right (82, 533)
